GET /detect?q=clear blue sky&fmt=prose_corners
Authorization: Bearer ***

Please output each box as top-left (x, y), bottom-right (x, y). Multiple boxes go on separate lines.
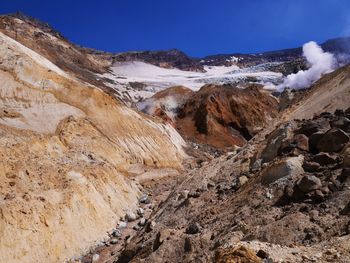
top-left (1, 0), bottom-right (349, 57)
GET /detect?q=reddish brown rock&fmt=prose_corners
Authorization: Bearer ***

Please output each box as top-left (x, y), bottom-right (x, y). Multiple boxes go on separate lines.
top-left (214, 246), bottom-right (262, 263)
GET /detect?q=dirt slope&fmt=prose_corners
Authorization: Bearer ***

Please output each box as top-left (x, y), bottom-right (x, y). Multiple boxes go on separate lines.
top-left (0, 28), bottom-right (185, 263)
top-left (109, 68), bottom-right (350, 262)
top-left (284, 65), bottom-right (350, 120)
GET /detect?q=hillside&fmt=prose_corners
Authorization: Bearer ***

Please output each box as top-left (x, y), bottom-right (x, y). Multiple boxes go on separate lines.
top-left (108, 67), bottom-right (350, 263)
top-left (0, 20), bottom-right (185, 263)
top-left (0, 12), bottom-right (350, 263)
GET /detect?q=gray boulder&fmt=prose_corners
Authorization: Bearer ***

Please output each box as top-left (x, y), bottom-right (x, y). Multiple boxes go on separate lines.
top-left (261, 156), bottom-right (304, 185)
top-left (261, 122), bottom-right (295, 163)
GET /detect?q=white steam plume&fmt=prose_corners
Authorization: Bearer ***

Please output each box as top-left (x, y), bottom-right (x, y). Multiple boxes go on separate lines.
top-left (277, 41), bottom-right (336, 91)
top-left (136, 96), bottom-right (180, 120)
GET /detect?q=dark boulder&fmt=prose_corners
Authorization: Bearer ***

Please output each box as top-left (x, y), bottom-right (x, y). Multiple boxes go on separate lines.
top-left (302, 161), bottom-right (321, 172)
top-left (296, 121), bottom-right (321, 137)
top-left (312, 152), bottom-right (338, 166)
top-left (330, 117), bottom-right (350, 133)
top-left (316, 128), bottom-right (349, 153)
top-left (298, 175), bottom-right (322, 193)
top-left (308, 132), bottom-right (324, 153)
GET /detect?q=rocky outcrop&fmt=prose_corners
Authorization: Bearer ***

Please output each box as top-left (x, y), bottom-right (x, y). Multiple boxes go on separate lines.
top-left (0, 29), bottom-right (185, 263)
top-left (0, 13), bottom-right (113, 87)
top-left (113, 49), bottom-right (204, 72)
top-left (115, 109), bottom-right (350, 263)
top-left (144, 84), bottom-right (279, 149)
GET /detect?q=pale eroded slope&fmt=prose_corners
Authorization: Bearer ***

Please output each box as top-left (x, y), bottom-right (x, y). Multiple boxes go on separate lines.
top-left (0, 31), bottom-right (185, 263)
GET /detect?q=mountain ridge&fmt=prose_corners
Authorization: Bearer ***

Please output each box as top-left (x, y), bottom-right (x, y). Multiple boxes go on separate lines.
top-left (2, 12), bottom-right (350, 70)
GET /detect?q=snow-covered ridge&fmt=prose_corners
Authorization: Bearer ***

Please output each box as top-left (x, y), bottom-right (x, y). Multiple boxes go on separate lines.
top-left (101, 61), bottom-right (283, 103)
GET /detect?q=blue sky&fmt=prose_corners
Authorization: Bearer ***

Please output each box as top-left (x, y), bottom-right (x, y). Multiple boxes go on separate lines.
top-left (0, 0), bottom-right (349, 57)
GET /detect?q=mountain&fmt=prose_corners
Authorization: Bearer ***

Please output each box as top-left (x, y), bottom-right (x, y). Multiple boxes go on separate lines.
top-left (201, 37), bottom-right (350, 68)
top-left (0, 12), bottom-right (350, 263)
top-left (0, 13), bottom-right (185, 263)
top-left (113, 49), bottom-right (205, 72)
top-left (109, 65), bottom-right (350, 263)
top-left (140, 84), bottom-right (279, 149)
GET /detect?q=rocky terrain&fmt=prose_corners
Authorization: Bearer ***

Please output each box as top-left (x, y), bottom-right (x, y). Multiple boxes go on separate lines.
top-left (112, 49), bottom-right (205, 72)
top-left (1, 12), bottom-right (350, 263)
top-left (139, 84), bottom-right (278, 149)
top-left (201, 37), bottom-right (350, 69)
top-left (106, 104), bottom-right (350, 263)
top-left (0, 15), bottom-right (185, 263)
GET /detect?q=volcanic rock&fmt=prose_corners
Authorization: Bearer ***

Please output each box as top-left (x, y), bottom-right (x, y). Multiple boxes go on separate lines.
top-left (312, 152), bottom-right (338, 166)
top-left (260, 156), bottom-right (304, 185)
top-left (303, 161), bottom-right (321, 172)
top-left (298, 175), bottom-right (322, 193)
top-left (342, 144), bottom-right (350, 167)
top-left (330, 116), bottom-right (350, 132)
top-left (185, 222), bottom-right (200, 235)
top-left (316, 128), bottom-right (349, 152)
top-left (176, 84), bottom-right (279, 149)
top-left (308, 132), bottom-right (325, 153)
top-left (214, 246), bottom-right (262, 263)
top-left (294, 134), bottom-right (309, 151)
top-left (261, 122), bottom-right (295, 163)
top-left (125, 212), bottom-right (137, 222)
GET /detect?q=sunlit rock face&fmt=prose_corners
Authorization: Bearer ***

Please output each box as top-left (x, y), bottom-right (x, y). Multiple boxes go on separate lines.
top-left (0, 18), bottom-right (185, 263)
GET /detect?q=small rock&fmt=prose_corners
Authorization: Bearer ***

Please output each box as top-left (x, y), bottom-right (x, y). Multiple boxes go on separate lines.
top-left (133, 225), bottom-right (140, 231)
top-left (186, 222), bottom-right (200, 234)
top-left (112, 229), bottom-right (121, 238)
top-left (110, 238), bottom-right (118, 245)
top-left (314, 189), bottom-right (324, 199)
top-left (251, 159), bottom-right (262, 171)
top-left (232, 176), bottom-right (249, 190)
top-left (238, 176), bottom-right (248, 186)
top-left (328, 181), bottom-right (341, 192)
top-left (145, 220), bottom-right (156, 232)
top-left (256, 249), bottom-right (269, 259)
top-left (266, 189), bottom-right (273, 199)
top-left (139, 194), bottom-right (151, 204)
top-left (294, 134), bottom-right (309, 151)
top-left (125, 212), bottom-right (137, 222)
top-left (136, 208), bottom-right (144, 216)
top-left (118, 221), bottom-right (127, 229)
top-left (92, 254), bottom-right (99, 262)
top-left (309, 210), bottom-right (319, 220)
top-left (138, 218), bottom-right (146, 226)
top-left (298, 175), bottom-right (322, 193)
top-left (342, 144), bottom-right (350, 167)
top-left (188, 191), bottom-right (201, 198)
top-left (316, 128), bottom-right (349, 153)
top-left (184, 237), bottom-right (192, 252)
top-left (207, 182), bottom-right (215, 188)
top-left (178, 190), bottom-right (189, 200)
top-left (153, 229), bottom-right (171, 251)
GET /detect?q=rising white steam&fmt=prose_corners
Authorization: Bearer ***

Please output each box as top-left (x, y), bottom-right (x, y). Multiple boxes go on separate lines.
top-left (137, 96), bottom-right (180, 120)
top-left (277, 41), bottom-right (336, 91)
